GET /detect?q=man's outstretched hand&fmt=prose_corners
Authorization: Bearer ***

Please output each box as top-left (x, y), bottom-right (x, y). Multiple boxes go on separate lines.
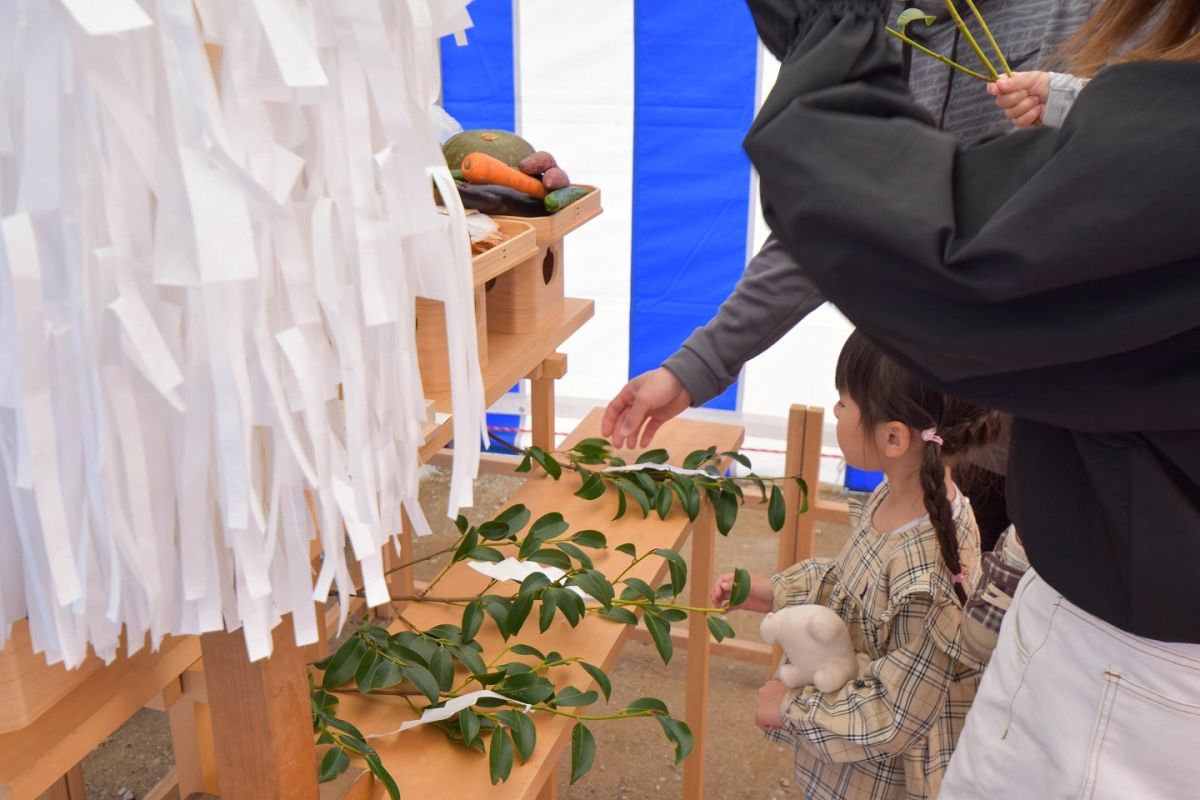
top-left (601, 368), bottom-right (692, 450)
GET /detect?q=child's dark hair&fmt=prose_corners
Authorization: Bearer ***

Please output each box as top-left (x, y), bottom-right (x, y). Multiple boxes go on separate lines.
top-left (835, 330), bottom-right (1000, 602)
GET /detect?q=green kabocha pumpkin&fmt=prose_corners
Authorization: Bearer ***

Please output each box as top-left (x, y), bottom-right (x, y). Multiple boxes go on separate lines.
top-left (442, 129), bottom-right (535, 171)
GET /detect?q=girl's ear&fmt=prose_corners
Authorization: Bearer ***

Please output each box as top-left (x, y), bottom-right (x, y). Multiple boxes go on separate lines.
top-left (876, 421), bottom-right (912, 458)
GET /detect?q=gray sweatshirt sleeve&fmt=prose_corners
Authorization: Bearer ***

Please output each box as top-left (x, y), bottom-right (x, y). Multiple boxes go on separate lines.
top-left (660, 235), bottom-right (825, 406)
top-left (1043, 72), bottom-right (1090, 128)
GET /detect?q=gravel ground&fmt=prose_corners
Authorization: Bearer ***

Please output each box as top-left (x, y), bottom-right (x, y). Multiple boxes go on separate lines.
top-left (82, 465), bottom-right (854, 800)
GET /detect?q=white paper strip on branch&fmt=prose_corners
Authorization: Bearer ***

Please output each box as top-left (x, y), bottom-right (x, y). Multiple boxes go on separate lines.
top-left (0, 0), bottom-right (484, 666)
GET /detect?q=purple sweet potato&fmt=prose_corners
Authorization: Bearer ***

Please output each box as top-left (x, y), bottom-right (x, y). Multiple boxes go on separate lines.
top-left (518, 150), bottom-right (557, 176)
top-left (541, 167), bottom-right (570, 191)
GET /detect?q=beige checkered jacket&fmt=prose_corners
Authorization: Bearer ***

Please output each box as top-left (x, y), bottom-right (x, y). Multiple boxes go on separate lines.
top-left (766, 483), bottom-right (984, 800)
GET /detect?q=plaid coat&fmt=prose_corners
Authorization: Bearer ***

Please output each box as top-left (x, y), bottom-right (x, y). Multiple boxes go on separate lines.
top-left (766, 483), bottom-right (984, 800)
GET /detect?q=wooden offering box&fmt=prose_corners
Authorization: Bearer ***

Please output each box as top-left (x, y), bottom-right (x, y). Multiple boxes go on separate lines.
top-left (415, 219), bottom-right (538, 395)
top-left (0, 620), bottom-right (102, 734)
top-left (489, 185), bottom-right (602, 334)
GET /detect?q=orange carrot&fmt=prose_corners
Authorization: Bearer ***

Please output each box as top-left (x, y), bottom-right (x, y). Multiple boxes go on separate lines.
top-left (460, 151), bottom-right (547, 199)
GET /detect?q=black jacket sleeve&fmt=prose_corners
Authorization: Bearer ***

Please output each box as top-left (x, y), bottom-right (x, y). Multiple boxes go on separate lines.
top-left (743, 0), bottom-right (1200, 433)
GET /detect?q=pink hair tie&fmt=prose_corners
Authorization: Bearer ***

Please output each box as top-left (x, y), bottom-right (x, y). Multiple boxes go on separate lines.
top-left (952, 573), bottom-right (965, 585)
top-left (921, 428), bottom-right (944, 446)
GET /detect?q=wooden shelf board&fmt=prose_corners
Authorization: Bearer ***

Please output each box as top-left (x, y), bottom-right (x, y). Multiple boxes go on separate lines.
top-left (418, 297), bottom-right (594, 462)
top-left (332, 410), bottom-right (744, 799)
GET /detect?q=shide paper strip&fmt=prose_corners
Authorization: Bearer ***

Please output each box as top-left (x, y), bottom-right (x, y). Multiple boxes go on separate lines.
top-left (0, 0), bottom-right (482, 666)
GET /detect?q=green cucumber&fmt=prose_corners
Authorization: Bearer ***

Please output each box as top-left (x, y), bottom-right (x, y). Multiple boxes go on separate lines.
top-left (544, 186), bottom-right (589, 213)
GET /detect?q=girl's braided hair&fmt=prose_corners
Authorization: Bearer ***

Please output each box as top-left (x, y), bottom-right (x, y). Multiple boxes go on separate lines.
top-left (835, 330), bottom-right (1001, 603)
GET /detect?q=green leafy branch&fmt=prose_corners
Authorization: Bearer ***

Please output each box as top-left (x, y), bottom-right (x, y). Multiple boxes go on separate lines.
top-left (885, 2), bottom-right (1012, 83)
top-left (518, 438), bottom-right (808, 536)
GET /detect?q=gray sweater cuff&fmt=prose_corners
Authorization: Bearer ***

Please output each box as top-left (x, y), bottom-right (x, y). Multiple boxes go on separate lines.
top-left (1043, 72), bottom-right (1089, 128)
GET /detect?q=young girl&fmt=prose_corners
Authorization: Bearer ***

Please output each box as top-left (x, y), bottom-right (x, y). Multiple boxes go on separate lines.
top-left (713, 330), bottom-right (1000, 800)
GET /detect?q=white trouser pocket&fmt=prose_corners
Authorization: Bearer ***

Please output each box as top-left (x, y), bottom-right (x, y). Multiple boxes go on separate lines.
top-left (1079, 671), bottom-right (1200, 799)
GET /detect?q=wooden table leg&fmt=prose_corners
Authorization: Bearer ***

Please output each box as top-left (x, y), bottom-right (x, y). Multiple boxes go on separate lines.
top-left (200, 616), bottom-right (317, 800)
top-left (682, 503), bottom-right (715, 800)
top-left (528, 352), bottom-right (567, 451)
top-left (35, 764), bottom-right (84, 800)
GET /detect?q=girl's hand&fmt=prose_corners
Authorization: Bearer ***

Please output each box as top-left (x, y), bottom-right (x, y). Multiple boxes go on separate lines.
top-left (755, 679), bottom-right (790, 730)
top-left (987, 71), bottom-right (1051, 128)
top-left (711, 571), bottom-right (774, 612)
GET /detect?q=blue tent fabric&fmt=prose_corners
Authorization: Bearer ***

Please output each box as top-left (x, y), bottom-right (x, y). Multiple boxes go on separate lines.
top-left (630, 2), bottom-right (759, 410)
top-left (440, 0), bottom-right (520, 451)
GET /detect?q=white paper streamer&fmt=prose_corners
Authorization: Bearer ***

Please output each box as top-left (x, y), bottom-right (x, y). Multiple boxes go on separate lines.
top-left (0, 0), bottom-right (484, 665)
top-left (365, 689), bottom-right (522, 738)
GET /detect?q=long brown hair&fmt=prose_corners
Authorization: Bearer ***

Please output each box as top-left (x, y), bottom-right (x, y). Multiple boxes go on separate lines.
top-left (835, 331), bottom-right (1000, 603)
top-left (1056, 0), bottom-right (1200, 77)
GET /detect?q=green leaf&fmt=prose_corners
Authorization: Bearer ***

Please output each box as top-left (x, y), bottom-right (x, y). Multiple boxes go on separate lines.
top-left (571, 529), bottom-right (607, 549)
top-left (489, 726), bottom-right (514, 784)
top-left (720, 450), bottom-right (753, 470)
top-left (729, 567), bottom-right (751, 608)
top-left (556, 541), bottom-right (594, 570)
top-left (574, 472), bottom-right (606, 500)
top-left (516, 452), bottom-right (532, 473)
top-left (465, 546), bottom-right (505, 563)
top-left (430, 647), bottom-right (454, 692)
top-left (538, 590), bottom-right (558, 632)
top-left (644, 613), bottom-right (674, 664)
top-left (498, 710), bottom-right (537, 762)
top-left (496, 503), bottom-right (532, 534)
top-left (655, 715), bottom-right (695, 763)
top-left (682, 448), bottom-right (709, 470)
top-left (615, 542), bottom-right (637, 558)
top-left (706, 615), bottom-right (736, 642)
top-left (554, 685), bottom-right (599, 707)
top-left (714, 489), bottom-right (738, 535)
top-left (768, 484), bottom-right (786, 532)
top-left (461, 602), bottom-right (483, 643)
top-left (459, 708), bottom-right (481, 745)
top-left (557, 590), bottom-right (585, 626)
top-left (495, 671), bottom-right (556, 704)
top-left (454, 645), bottom-right (488, 678)
top-left (363, 752), bottom-right (401, 800)
top-left (654, 484), bottom-right (673, 520)
top-left (622, 577), bottom-right (656, 601)
top-left (567, 569), bottom-right (615, 608)
top-left (528, 445), bottom-right (562, 479)
top-left (654, 548), bottom-right (687, 596)
top-left (480, 596), bottom-right (510, 637)
top-left (454, 514), bottom-right (470, 534)
top-left (658, 607), bottom-right (687, 623)
top-left (631, 470), bottom-right (659, 497)
top-left (363, 656), bottom-right (402, 691)
top-left (574, 436), bottom-right (611, 450)
top-left (598, 607), bottom-right (638, 625)
top-left (478, 521), bottom-right (512, 541)
top-left (615, 477), bottom-right (650, 516)
top-left (451, 527), bottom-right (480, 563)
top-left (636, 448), bottom-right (669, 464)
top-left (401, 664), bottom-right (441, 703)
top-left (518, 572), bottom-right (552, 600)
top-left (795, 476), bottom-right (810, 514)
top-left (508, 643), bottom-right (546, 659)
top-left (613, 487), bottom-right (628, 521)
top-left (581, 661), bottom-right (613, 701)
top-left (529, 511), bottom-right (568, 539)
top-left (354, 648), bottom-right (381, 694)
top-left (897, 7), bottom-right (937, 34)
top-left (530, 548), bottom-right (573, 571)
top-left (625, 696), bottom-right (669, 715)
top-left (318, 747), bottom-right (350, 782)
top-left (569, 723), bottom-right (596, 784)
top-left (322, 636), bottom-right (368, 689)
top-left (505, 593), bottom-right (534, 637)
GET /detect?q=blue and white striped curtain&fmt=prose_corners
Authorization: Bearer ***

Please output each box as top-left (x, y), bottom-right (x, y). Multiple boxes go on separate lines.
top-left (441, 0), bottom-right (852, 423)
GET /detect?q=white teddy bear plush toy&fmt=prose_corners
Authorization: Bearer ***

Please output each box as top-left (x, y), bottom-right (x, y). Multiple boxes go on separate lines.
top-left (759, 604), bottom-right (859, 693)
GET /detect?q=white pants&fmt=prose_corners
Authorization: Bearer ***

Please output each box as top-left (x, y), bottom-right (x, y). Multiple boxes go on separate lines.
top-left (942, 570), bottom-right (1200, 799)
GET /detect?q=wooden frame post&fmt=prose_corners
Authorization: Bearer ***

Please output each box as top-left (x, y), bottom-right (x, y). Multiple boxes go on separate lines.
top-left (682, 502), bottom-right (716, 800)
top-left (199, 616), bottom-right (317, 800)
top-left (528, 352), bottom-right (567, 451)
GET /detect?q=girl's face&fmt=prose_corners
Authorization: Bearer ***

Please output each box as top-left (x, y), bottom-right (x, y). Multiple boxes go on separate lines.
top-left (834, 392), bottom-right (883, 471)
